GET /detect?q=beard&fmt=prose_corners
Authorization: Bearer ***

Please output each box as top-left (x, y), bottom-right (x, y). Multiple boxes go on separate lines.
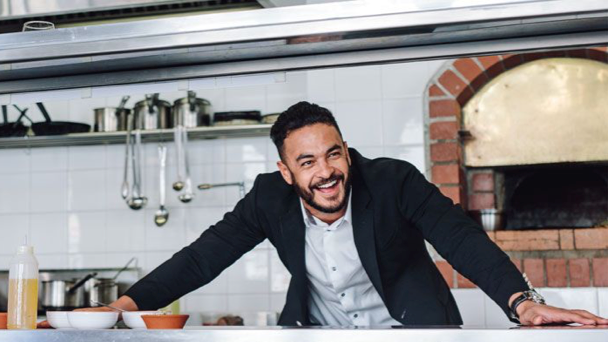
top-left (290, 166), bottom-right (352, 214)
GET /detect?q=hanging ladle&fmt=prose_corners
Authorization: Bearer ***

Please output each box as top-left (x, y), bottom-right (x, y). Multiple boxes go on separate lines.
top-left (154, 144), bottom-right (169, 226)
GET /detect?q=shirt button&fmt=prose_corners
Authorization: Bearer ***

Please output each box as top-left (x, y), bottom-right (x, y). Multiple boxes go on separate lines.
top-left (341, 293), bottom-right (345, 297)
top-left (332, 267), bottom-right (337, 271)
top-left (353, 314), bottom-right (358, 318)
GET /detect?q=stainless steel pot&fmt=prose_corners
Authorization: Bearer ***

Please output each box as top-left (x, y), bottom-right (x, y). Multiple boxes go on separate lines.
top-left (94, 96), bottom-right (131, 132)
top-left (85, 278), bottom-right (118, 306)
top-left (133, 94), bottom-right (172, 130)
top-left (40, 273), bottom-right (97, 309)
top-left (173, 91), bottom-right (211, 128)
top-left (93, 107), bottom-right (131, 132)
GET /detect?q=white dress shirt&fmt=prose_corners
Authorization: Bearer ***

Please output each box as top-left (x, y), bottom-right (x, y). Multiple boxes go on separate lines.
top-left (301, 193), bottom-right (402, 326)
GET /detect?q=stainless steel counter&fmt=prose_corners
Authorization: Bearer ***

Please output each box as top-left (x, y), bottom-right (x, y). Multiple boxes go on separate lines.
top-left (0, 326), bottom-right (606, 342)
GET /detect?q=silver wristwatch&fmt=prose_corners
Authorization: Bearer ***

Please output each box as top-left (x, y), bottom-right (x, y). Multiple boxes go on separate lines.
top-left (508, 274), bottom-right (546, 323)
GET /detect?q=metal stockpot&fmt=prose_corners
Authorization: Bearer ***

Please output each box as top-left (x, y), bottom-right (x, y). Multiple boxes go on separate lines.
top-left (93, 107), bottom-right (131, 132)
top-left (133, 95), bottom-right (172, 130)
top-left (173, 91), bottom-right (211, 128)
top-left (40, 273), bottom-right (96, 309)
top-left (85, 278), bottom-right (118, 306)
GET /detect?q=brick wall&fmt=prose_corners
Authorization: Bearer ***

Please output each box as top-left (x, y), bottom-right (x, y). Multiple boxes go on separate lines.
top-left (434, 228), bottom-right (608, 289)
top-left (426, 47), bottom-right (608, 289)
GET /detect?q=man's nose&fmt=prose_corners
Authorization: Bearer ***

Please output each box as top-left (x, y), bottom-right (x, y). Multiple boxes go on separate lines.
top-left (316, 159), bottom-right (333, 179)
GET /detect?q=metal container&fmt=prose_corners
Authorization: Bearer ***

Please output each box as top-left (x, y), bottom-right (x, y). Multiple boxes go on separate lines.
top-left (93, 107), bottom-right (130, 132)
top-left (480, 209), bottom-right (503, 231)
top-left (173, 92), bottom-right (211, 128)
top-left (470, 209), bottom-right (504, 231)
top-left (133, 97), bottom-right (172, 130)
top-left (41, 279), bottom-right (85, 309)
top-left (85, 278), bottom-right (118, 306)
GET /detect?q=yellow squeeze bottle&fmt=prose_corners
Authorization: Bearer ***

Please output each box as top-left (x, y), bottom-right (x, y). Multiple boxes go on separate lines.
top-left (7, 236), bottom-right (39, 330)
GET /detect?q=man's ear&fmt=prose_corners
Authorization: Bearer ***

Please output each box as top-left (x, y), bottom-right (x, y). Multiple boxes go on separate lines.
top-left (277, 160), bottom-right (293, 185)
top-left (344, 141), bottom-right (351, 166)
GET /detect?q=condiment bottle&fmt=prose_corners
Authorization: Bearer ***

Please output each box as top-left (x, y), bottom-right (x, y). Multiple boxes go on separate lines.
top-left (7, 236), bottom-right (39, 330)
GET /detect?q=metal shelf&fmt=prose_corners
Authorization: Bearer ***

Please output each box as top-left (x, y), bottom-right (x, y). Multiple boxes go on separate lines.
top-left (0, 124), bottom-right (272, 149)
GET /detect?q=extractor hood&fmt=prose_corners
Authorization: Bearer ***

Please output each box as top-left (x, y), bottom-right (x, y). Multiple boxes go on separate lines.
top-left (0, 0), bottom-right (606, 95)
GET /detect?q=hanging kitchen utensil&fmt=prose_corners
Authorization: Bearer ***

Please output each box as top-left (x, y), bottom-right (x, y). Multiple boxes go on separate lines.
top-left (155, 144), bottom-right (169, 226)
top-left (32, 102), bottom-right (90, 136)
top-left (0, 105), bottom-right (30, 138)
top-left (172, 91), bottom-right (211, 128)
top-left (127, 126), bottom-right (147, 210)
top-left (172, 124), bottom-right (185, 191)
top-left (93, 95), bottom-right (131, 132)
top-left (178, 126), bottom-right (194, 203)
top-left (133, 94), bottom-right (172, 130)
top-left (121, 112), bottom-right (134, 200)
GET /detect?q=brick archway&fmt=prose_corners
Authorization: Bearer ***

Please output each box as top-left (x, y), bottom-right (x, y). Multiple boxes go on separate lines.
top-left (425, 47), bottom-right (608, 210)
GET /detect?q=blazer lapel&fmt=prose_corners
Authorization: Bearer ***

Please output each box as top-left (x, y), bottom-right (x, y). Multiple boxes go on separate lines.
top-left (351, 169), bottom-right (386, 301)
top-left (279, 192), bottom-right (308, 321)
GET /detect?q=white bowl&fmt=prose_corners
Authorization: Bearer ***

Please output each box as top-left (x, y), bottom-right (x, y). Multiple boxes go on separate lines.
top-left (46, 311), bottom-right (72, 329)
top-left (67, 312), bottom-right (119, 330)
top-left (123, 311), bottom-right (159, 329)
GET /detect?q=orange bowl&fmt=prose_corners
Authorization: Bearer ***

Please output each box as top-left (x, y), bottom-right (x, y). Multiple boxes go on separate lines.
top-left (0, 312), bottom-right (7, 329)
top-left (141, 314), bottom-right (189, 329)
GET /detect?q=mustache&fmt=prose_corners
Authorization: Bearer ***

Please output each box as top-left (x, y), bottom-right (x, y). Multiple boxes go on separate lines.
top-left (311, 173), bottom-right (344, 190)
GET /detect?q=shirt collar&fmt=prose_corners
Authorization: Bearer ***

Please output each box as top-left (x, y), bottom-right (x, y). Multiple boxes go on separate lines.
top-left (299, 191), bottom-right (352, 230)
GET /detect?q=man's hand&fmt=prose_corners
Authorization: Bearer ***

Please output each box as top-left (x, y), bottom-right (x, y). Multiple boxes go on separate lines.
top-left (510, 292), bottom-right (608, 326)
top-left (36, 295), bottom-right (139, 329)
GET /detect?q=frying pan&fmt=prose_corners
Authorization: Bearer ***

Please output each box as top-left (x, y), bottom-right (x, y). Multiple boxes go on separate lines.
top-left (31, 102), bottom-right (90, 136)
top-left (0, 105), bottom-right (30, 138)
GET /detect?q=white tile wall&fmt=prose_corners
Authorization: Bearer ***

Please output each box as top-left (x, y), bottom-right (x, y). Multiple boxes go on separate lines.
top-left (5, 61), bottom-right (603, 327)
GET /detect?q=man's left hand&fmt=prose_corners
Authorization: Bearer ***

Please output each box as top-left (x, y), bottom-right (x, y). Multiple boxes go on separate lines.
top-left (516, 300), bottom-right (608, 326)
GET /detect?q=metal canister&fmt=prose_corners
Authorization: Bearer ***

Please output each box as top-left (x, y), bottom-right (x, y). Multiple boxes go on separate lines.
top-left (93, 107), bottom-right (131, 132)
top-left (133, 97), bottom-right (172, 130)
top-left (41, 279), bottom-right (86, 309)
top-left (173, 92), bottom-right (211, 128)
top-left (85, 278), bottom-right (118, 306)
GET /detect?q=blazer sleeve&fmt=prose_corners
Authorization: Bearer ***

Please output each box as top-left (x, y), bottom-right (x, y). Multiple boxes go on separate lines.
top-left (398, 165), bottom-right (528, 318)
top-left (124, 176), bottom-right (267, 310)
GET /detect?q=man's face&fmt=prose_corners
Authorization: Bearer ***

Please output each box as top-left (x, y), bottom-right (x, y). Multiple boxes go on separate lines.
top-left (277, 123), bottom-right (351, 215)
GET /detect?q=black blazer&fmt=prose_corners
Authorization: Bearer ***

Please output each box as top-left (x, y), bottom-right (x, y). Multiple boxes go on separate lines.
top-left (125, 148), bottom-right (527, 325)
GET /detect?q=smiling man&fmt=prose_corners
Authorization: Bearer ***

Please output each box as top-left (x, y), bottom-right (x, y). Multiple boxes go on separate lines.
top-left (64, 101), bottom-right (607, 328)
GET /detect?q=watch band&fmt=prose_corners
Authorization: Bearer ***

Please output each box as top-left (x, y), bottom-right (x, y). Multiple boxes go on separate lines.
top-left (508, 273), bottom-right (547, 323)
top-left (509, 293), bottom-right (530, 320)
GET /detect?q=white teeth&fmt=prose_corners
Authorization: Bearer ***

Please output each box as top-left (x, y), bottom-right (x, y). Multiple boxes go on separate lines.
top-left (317, 180), bottom-right (337, 189)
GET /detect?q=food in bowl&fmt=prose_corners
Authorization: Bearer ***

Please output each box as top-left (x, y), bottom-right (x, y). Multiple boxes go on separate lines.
top-left (141, 314), bottom-right (189, 329)
top-left (67, 312), bottom-right (119, 330)
top-left (46, 311), bottom-right (72, 329)
top-left (122, 311), bottom-right (159, 329)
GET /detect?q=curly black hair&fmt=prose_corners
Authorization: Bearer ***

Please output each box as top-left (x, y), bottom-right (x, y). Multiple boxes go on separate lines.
top-left (270, 101), bottom-right (343, 160)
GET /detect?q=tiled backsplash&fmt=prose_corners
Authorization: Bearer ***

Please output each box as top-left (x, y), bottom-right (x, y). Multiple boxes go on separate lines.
top-left (1, 61), bottom-right (603, 325)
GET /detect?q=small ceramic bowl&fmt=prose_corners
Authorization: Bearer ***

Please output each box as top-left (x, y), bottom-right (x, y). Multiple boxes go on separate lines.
top-left (67, 312), bottom-right (119, 330)
top-left (141, 314), bottom-right (189, 329)
top-left (0, 312), bottom-right (7, 329)
top-left (122, 311), bottom-right (159, 329)
top-left (46, 311), bottom-right (72, 329)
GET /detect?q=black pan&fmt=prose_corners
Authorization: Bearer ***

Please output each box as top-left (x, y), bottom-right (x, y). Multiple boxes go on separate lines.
top-left (0, 105), bottom-right (30, 138)
top-left (31, 102), bottom-right (90, 136)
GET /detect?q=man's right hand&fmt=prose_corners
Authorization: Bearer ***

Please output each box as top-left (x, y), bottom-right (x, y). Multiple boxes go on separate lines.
top-left (37, 295), bottom-right (139, 329)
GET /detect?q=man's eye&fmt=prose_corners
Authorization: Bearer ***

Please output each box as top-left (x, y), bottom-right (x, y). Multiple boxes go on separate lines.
top-left (301, 161), bottom-right (312, 167)
top-left (329, 152), bottom-right (340, 158)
